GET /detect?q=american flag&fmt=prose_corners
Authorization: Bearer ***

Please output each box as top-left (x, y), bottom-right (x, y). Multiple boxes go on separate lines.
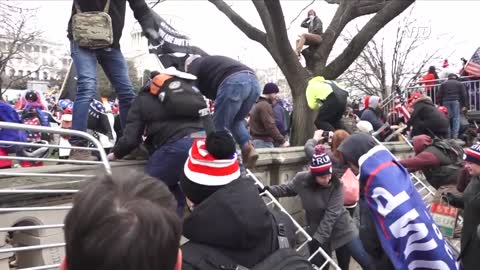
top-left (465, 47), bottom-right (480, 76)
top-left (393, 88), bottom-right (410, 122)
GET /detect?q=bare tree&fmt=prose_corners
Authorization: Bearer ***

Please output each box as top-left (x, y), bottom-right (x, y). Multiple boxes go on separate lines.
top-left (147, 0), bottom-right (167, 8)
top-left (0, 4), bottom-right (43, 100)
top-left (339, 37), bottom-right (388, 98)
top-left (208, 0), bottom-right (415, 144)
top-left (339, 8), bottom-right (444, 100)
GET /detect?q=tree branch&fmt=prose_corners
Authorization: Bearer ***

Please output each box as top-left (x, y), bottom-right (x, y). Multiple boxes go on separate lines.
top-left (323, 0), bottom-right (414, 79)
top-left (317, 1), bottom-right (355, 65)
top-left (207, 0), bottom-right (267, 47)
top-left (287, 0), bottom-right (316, 30)
top-left (355, 1), bottom-right (388, 16)
top-left (263, 0), bottom-right (297, 58)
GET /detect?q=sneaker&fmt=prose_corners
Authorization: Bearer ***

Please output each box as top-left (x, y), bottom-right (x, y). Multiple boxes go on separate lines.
top-left (69, 149), bottom-right (98, 162)
top-left (242, 142), bottom-right (258, 169)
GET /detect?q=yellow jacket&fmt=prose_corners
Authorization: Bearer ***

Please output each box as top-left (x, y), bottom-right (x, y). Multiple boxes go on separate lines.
top-left (306, 76), bottom-right (343, 110)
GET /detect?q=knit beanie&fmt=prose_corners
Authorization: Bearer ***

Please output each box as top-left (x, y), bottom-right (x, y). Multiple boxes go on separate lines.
top-left (263, 83), bottom-right (280, 95)
top-left (465, 144), bottom-right (480, 165)
top-left (356, 120), bottom-right (373, 133)
top-left (310, 146), bottom-right (332, 176)
top-left (364, 96), bottom-right (370, 109)
top-left (181, 131), bottom-right (240, 205)
top-left (368, 96), bottom-right (381, 109)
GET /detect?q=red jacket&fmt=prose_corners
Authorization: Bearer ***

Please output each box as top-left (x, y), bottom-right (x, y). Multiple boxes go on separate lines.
top-left (399, 135), bottom-right (440, 172)
top-left (420, 73), bottom-right (437, 92)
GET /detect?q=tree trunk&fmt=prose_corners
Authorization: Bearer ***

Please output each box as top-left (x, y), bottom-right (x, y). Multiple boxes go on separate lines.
top-left (268, 46), bottom-right (313, 145)
top-left (291, 87), bottom-right (316, 145)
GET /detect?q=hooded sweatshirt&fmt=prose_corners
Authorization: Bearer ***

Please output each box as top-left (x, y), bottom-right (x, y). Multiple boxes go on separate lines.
top-left (360, 96), bottom-right (383, 131)
top-left (337, 133), bottom-right (377, 169)
top-left (182, 178), bottom-right (277, 268)
top-left (399, 135), bottom-right (440, 172)
top-left (400, 135), bottom-right (460, 189)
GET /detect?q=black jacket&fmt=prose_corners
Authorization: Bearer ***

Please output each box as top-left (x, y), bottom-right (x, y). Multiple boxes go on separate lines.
top-left (313, 86), bottom-right (348, 130)
top-left (67, 0), bottom-right (154, 49)
top-left (449, 177), bottom-right (480, 270)
top-left (438, 79), bottom-right (468, 106)
top-left (182, 178), bottom-right (278, 269)
top-left (409, 97), bottom-right (450, 138)
top-left (188, 56), bottom-right (253, 100)
top-left (112, 90), bottom-right (203, 159)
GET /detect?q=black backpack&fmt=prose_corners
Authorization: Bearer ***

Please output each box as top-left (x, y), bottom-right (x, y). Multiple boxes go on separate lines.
top-left (182, 208), bottom-right (314, 270)
top-left (159, 77), bottom-right (208, 119)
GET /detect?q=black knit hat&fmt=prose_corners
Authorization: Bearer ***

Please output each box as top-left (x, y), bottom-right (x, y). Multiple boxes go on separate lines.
top-left (25, 91), bottom-right (38, 102)
top-left (263, 83), bottom-right (279, 95)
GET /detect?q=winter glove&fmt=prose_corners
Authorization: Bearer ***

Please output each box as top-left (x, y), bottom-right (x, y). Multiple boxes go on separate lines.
top-left (310, 238), bottom-right (330, 255)
top-left (441, 192), bottom-right (464, 209)
top-left (139, 15), bottom-right (160, 45)
top-left (143, 28), bottom-right (160, 46)
top-left (258, 186), bottom-right (269, 194)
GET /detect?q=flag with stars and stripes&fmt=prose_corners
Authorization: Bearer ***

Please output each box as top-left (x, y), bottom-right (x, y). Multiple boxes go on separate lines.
top-left (393, 87), bottom-right (410, 122)
top-left (465, 47), bottom-right (480, 77)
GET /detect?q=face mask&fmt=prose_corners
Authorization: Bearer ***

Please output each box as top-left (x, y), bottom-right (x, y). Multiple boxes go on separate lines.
top-left (309, 15), bottom-right (315, 20)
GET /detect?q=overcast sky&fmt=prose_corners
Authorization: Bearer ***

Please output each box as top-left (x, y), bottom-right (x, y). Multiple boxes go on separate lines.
top-left (16, 0), bottom-right (480, 71)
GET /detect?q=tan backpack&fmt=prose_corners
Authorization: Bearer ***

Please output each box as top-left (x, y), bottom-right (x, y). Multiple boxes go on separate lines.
top-left (71, 0), bottom-right (113, 49)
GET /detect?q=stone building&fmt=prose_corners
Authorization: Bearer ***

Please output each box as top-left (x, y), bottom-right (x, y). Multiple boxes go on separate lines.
top-left (0, 36), bottom-right (70, 82)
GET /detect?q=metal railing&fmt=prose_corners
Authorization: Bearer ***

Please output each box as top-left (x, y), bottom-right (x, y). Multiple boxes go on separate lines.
top-left (247, 170), bottom-right (341, 270)
top-left (0, 122), bottom-right (111, 270)
top-left (382, 76), bottom-right (480, 116)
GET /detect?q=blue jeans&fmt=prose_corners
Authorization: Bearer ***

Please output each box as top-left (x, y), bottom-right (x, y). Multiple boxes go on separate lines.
top-left (336, 237), bottom-right (376, 270)
top-left (444, 100), bottom-right (460, 138)
top-left (214, 71), bottom-right (260, 148)
top-left (70, 41), bottom-right (135, 143)
top-left (146, 137), bottom-right (195, 217)
top-left (252, 139), bottom-right (274, 149)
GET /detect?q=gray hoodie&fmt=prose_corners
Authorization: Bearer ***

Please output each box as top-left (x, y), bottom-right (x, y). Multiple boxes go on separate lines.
top-left (337, 133), bottom-right (376, 167)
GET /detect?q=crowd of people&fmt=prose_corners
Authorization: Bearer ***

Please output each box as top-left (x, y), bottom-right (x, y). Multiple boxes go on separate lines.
top-left (2, 61), bottom-right (480, 269)
top-left (1, 2), bottom-right (480, 270)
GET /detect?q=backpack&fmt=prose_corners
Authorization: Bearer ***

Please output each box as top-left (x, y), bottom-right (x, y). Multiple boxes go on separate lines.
top-left (159, 78), bottom-right (208, 119)
top-left (423, 139), bottom-right (464, 188)
top-left (182, 208), bottom-right (314, 270)
top-left (428, 139), bottom-right (464, 166)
